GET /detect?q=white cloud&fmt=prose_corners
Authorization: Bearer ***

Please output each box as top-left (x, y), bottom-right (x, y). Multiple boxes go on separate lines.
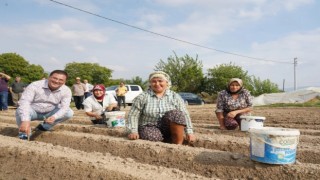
top-left (73, 45), bottom-right (85, 52)
top-left (1, 0), bottom-right (319, 88)
top-left (251, 28), bottom-right (320, 60)
top-left (281, 0), bottom-right (314, 11)
top-left (196, 27), bottom-right (320, 89)
top-left (0, 17), bottom-right (111, 54)
top-left (154, 0), bottom-right (313, 10)
top-left (34, 0), bottom-right (101, 13)
top-left (31, 20), bottom-right (108, 43)
top-left (244, 28), bottom-right (320, 86)
top-left (239, 6), bottom-right (263, 19)
top-left (136, 12), bottom-right (164, 27)
top-left (142, 0), bottom-right (314, 49)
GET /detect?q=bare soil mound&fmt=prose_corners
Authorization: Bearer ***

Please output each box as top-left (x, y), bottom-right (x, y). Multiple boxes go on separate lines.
top-left (1, 105), bottom-right (320, 179)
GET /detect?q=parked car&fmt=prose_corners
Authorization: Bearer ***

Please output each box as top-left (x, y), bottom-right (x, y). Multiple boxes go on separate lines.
top-left (178, 92), bottom-right (205, 105)
top-left (105, 84), bottom-right (143, 105)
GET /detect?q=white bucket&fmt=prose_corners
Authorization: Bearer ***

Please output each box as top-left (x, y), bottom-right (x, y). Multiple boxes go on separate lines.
top-left (248, 127), bottom-right (300, 164)
top-left (240, 116), bottom-right (265, 131)
top-left (105, 111), bottom-right (126, 127)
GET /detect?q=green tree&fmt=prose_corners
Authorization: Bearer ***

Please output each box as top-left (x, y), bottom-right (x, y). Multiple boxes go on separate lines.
top-left (206, 62), bottom-right (280, 96)
top-left (125, 76), bottom-right (148, 90)
top-left (107, 79), bottom-right (123, 87)
top-left (64, 62), bottom-right (112, 86)
top-left (247, 76), bottom-right (280, 96)
top-left (207, 62), bottom-right (249, 94)
top-left (0, 53), bottom-right (46, 83)
top-left (107, 77), bottom-right (148, 90)
top-left (155, 52), bottom-right (204, 92)
top-left (26, 64), bottom-right (46, 81)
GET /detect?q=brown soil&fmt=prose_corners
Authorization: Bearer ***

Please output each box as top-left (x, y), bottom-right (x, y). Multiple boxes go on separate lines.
top-left (0, 105), bottom-right (320, 179)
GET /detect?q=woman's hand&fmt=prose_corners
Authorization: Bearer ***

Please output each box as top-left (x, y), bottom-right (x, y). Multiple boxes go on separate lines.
top-left (227, 111), bottom-right (238, 118)
top-left (95, 114), bottom-right (103, 120)
top-left (128, 133), bottom-right (139, 140)
top-left (186, 134), bottom-right (196, 143)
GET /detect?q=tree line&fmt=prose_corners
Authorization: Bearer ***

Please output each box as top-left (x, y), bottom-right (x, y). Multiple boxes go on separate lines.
top-left (0, 52), bottom-right (280, 97)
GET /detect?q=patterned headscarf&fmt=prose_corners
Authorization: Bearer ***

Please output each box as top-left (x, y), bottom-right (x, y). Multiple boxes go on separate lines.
top-left (227, 78), bottom-right (243, 94)
top-left (228, 78), bottom-right (243, 87)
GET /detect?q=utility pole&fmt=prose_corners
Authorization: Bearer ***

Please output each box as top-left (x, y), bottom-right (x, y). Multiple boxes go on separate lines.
top-left (283, 79), bottom-right (285, 92)
top-left (294, 57), bottom-right (298, 91)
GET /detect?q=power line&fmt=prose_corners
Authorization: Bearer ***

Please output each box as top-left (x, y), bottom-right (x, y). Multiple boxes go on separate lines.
top-left (49, 0), bottom-right (293, 64)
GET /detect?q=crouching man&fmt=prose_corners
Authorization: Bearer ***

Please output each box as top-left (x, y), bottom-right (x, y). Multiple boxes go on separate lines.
top-left (16, 70), bottom-right (74, 139)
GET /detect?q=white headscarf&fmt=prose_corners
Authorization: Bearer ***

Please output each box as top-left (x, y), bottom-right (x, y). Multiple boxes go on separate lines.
top-left (149, 71), bottom-right (172, 88)
top-left (228, 78), bottom-right (243, 87)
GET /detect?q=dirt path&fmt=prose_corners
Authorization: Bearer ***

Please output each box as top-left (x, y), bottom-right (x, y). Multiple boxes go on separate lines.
top-left (0, 105), bottom-right (320, 179)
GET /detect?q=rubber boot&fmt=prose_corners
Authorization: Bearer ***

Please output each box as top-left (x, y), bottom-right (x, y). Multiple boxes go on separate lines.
top-left (170, 122), bottom-right (184, 144)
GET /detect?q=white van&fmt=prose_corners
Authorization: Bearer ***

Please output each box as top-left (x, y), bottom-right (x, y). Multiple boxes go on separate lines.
top-left (105, 84), bottom-right (143, 105)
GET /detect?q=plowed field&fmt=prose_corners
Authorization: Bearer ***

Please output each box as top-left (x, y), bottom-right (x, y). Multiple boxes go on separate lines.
top-left (1, 105), bottom-right (320, 179)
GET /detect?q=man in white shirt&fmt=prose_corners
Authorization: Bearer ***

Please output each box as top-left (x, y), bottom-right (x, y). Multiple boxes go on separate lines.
top-left (16, 70), bottom-right (74, 139)
top-left (83, 79), bottom-right (94, 98)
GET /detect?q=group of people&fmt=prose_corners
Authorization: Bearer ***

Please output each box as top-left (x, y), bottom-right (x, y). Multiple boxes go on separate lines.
top-left (14, 69), bottom-right (253, 145)
top-left (71, 77), bottom-right (94, 110)
top-left (0, 72), bottom-right (28, 111)
top-left (71, 77), bottom-right (127, 111)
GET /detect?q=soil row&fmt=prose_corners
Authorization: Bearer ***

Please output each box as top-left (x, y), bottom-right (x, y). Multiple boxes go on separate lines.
top-left (1, 106), bottom-right (320, 179)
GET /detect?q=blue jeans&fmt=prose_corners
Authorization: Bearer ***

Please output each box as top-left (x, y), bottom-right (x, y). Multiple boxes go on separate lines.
top-left (0, 91), bottom-right (8, 110)
top-left (16, 107), bottom-right (74, 130)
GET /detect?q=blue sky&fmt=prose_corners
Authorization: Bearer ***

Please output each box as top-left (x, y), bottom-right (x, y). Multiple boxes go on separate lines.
top-left (1, 0), bottom-right (320, 90)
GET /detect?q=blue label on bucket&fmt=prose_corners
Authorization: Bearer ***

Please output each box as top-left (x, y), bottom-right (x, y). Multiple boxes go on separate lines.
top-left (250, 139), bottom-right (297, 164)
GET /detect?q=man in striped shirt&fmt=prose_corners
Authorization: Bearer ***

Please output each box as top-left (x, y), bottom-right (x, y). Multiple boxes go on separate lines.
top-left (16, 70), bottom-right (74, 138)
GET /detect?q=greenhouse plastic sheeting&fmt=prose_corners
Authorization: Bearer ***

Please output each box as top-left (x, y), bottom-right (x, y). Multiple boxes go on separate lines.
top-left (253, 87), bottom-right (320, 106)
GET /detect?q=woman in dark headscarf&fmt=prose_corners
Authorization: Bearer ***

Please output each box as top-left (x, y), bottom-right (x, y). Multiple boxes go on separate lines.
top-left (215, 78), bottom-right (253, 130)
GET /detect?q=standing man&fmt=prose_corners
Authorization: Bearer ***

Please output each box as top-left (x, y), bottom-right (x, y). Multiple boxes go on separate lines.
top-left (16, 70), bottom-right (74, 139)
top-left (0, 72), bottom-right (11, 111)
top-left (72, 77), bottom-right (86, 110)
top-left (116, 82), bottom-right (127, 109)
top-left (83, 79), bottom-right (94, 99)
top-left (10, 76), bottom-right (26, 107)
